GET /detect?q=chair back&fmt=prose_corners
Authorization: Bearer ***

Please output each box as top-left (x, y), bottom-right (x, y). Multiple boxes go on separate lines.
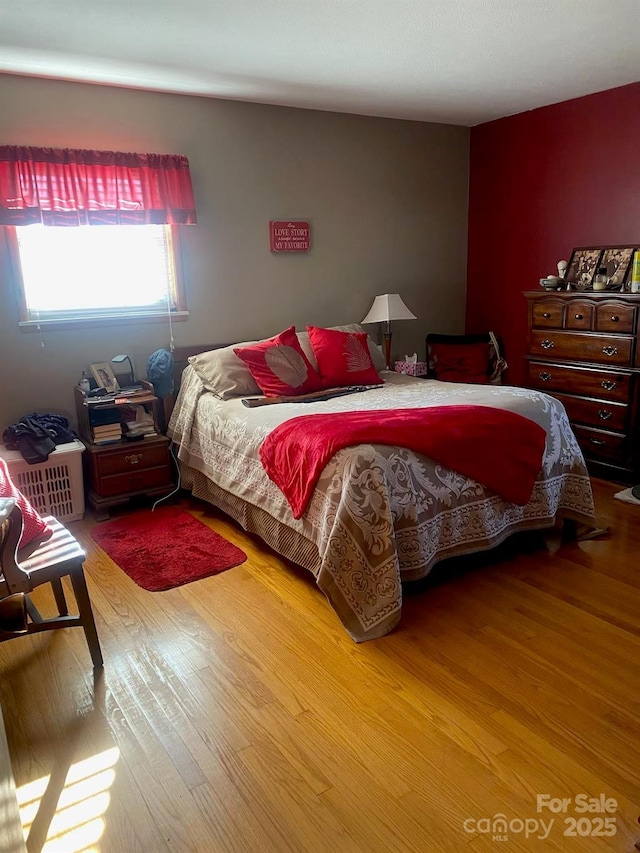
top-left (0, 499), bottom-right (29, 633)
top-left (0, 498), bottom-right (24, 597)
top-left (425, 332), bottom-right (507, 384)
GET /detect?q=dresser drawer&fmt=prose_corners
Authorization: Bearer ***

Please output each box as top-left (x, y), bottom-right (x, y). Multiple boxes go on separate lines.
top-left (532, 301), bottom-right (564, 328)
top-left (594, 302), bottom-right (636, 334)
top-left (564, 301), bottom-right (593, 331)
top-left (94, 441), bottom-right (169, 477)
top-left (529, 330), bottom-right (633, 366)
top-left (526, 361), bottom-right (632, 403)
top-left (554, 393), bottom-right (628, 432)
top-left (96, 465), bottom-right (173, 498)
top-left (572, 425), bottom-right (627, 465)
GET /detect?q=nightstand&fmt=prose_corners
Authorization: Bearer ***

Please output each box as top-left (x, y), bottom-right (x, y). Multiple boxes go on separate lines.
top-left (75, 381), bottom-right (174, 519)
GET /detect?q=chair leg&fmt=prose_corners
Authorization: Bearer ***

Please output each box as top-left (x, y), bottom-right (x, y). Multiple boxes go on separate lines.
top-left (25, 595), bottom-right (43, 623)
top-left (69, 566), bottom-right (103, 668)
top-left (51, 578), bottom-right (68, 616)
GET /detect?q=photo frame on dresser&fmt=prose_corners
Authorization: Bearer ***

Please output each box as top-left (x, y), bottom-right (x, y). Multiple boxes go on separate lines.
top-left (565, 245), bottom-right (636, 291)
top-left (90, 362), bottom-right (119, 393)
top-left (565, 247), bottom-right (603, 290)
top-left (599, 246), bottom-right (635, 290)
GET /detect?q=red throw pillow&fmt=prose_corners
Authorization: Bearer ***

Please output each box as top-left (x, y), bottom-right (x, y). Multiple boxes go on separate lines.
top-left (429, 342), bottom-right (491, 383)
top-left (234, 326), bottom-right (324, 397)
top-left (0, 459), bottom-right (53, 549)
top-left (306, 326), bottom-right (383, 387)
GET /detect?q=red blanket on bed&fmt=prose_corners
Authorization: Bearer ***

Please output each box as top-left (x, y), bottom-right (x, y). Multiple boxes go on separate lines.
top-left (259, 406), bottom-right (546, 518)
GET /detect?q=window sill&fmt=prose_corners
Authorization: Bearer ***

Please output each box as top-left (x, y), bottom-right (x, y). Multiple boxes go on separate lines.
top-left (19, 311), bottom-right (189, 331)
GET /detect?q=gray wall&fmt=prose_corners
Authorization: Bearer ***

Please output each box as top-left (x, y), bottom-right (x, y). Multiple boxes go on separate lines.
top-left (0, 73), bottom-right (469, 428)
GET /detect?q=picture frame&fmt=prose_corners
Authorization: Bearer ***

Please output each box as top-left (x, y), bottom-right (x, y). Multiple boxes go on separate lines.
top-left (90, 362), bottom-right (119, 393)
top-left (565, 247), bottom-right (603, 290)
top-left (599, 246), bottom-right (635, 291)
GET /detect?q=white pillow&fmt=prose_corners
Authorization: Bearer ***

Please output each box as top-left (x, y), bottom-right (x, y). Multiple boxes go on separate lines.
top-left (189, 342), bottom-right (261, 399)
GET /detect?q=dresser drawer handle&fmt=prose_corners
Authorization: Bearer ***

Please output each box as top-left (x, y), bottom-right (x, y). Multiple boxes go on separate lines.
top-left (601, 380), bottom-right (617, 391)
top-left (540, 339), bottom-right (555, 349)
top-left (589, 438), bottom-right (606, 446)
top-left (597, 410), bottom-right (613, 421)
top-left (542, 312), bottom-right (551, 319)
top-left (610, 315), bottom-right (619, 322)
top-left (602, 346), bottom-right (618, 356)
top-left (125, 453), bottom-right (143, 465)
top-left (538, 371), bottom-right (552, 382)
top-left (574, 313), bottom-right (583, 320)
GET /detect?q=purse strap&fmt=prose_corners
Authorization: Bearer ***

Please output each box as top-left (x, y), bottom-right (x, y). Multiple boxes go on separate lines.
top-left (488, 331), bottom-right (508, 381)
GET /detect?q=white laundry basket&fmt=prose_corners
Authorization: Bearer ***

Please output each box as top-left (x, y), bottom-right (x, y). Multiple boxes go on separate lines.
top-left (0, 439), bottom-right (86, 522)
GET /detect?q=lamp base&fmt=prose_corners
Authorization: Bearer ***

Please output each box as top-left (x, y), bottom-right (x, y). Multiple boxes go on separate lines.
top-left (383, 331), bottom-right (392, 371)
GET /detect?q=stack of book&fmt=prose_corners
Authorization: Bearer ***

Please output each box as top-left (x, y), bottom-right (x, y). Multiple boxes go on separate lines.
top-left (92, 422), bottom-right (123, 445)
top-left (90, 408), bottom-right (123, 445)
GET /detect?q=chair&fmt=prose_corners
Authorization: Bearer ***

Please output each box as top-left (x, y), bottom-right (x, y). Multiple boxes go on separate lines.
top-left (0, 497), bottom-right (103, 667)
top-left (425, 332), bottom-right (507, 384)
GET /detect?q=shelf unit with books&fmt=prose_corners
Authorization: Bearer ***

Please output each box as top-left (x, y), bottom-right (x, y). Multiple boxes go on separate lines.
top-left (74, 380), bottom-right (174, 519)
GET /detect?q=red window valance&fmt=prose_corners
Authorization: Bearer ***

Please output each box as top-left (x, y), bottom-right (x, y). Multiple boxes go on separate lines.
top-left (0, 145), bottom-right (197, 226)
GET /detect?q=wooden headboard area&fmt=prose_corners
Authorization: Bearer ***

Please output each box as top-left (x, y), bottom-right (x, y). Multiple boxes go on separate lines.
top-left (159, 343), bottom-right (228, 432)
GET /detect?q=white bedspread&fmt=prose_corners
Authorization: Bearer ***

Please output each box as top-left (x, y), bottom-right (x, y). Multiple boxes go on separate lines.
top-left (169, 368), bottom-right (595, 641)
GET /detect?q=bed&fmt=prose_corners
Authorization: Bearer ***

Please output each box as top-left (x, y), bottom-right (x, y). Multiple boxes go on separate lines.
top-left (167, 338), bottom-right (595, 642)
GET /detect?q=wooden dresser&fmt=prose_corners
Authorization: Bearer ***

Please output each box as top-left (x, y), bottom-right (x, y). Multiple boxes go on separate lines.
top-left (524, 290), bottom-right (640, 482)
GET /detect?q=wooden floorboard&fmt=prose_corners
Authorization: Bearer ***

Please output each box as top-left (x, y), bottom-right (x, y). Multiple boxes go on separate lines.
top-left (0, 477), bottom-right (638, 852)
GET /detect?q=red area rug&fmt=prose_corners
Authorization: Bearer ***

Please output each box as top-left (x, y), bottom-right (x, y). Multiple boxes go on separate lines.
top-left (91, 506), bottom-right (247, 591)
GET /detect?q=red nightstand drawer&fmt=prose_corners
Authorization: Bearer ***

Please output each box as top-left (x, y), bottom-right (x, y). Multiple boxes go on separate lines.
top-left (96, 465), bottom-right (173, 498)
top-left (94, 441), bottom-right (169, 477)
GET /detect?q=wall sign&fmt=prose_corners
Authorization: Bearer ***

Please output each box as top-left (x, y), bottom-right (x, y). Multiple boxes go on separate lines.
top-left (270, 220), bottom-right (310, 253)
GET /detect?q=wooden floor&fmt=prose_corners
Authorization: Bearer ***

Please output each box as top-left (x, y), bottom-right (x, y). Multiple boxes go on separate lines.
top-left (0, 478), bottom-right (639, 852)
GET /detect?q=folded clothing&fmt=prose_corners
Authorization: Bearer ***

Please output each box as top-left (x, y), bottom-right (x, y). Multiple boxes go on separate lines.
top-left (3, 413), bottom-right (76, 464)
top-left (3, 417), bottom-right (56, 464)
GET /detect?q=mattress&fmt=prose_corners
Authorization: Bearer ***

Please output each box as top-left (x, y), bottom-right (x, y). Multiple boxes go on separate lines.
top-left (168, 367), bottom-right (595, 641)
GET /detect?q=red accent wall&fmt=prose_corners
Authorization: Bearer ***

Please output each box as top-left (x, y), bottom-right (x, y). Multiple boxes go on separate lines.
top-left (466, 82), bottom-right (640, 385)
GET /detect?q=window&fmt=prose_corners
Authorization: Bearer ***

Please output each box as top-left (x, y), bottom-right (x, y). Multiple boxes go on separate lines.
top-left (7, 224), bottom-right (187, 327)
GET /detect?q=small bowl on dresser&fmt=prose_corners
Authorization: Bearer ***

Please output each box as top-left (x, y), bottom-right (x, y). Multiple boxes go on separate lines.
top-left (539, 276), bottom-right (562, 290)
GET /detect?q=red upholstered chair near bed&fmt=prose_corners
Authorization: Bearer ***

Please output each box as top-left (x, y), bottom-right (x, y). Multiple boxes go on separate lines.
top-left (426, 333), bottom-right (507, 384)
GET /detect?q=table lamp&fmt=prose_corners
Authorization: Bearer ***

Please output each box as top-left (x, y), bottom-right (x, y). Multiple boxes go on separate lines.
top-left (111, 354), bottom-right (142, 390)
top-left (361, 293), bottom-right (417, 370)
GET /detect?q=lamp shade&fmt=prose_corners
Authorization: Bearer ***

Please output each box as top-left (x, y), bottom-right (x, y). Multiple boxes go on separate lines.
top-left (361, 293), bottom-right (417, 324)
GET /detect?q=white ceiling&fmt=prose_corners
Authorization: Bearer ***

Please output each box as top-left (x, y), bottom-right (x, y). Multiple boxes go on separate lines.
top-left (0, 0), bottom-right (638, 126)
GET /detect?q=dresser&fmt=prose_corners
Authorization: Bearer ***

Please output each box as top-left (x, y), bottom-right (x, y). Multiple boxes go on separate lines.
top-left (524, 291), bottom-right (640, 482)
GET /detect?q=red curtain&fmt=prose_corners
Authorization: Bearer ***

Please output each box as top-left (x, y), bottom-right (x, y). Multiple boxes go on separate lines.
top-left (0, 146), bottom-right (197, 226)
